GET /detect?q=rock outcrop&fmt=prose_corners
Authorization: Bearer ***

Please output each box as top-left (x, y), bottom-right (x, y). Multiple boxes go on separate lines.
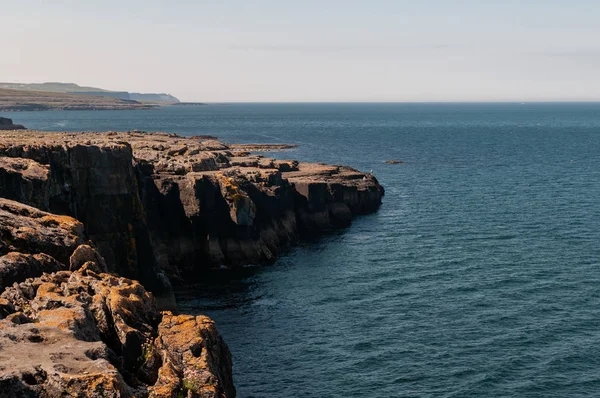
top-left (0, 136), bottom-right (174, 305)
top-left (137, 138), bottom-right (384, 278)
top-left (0, 268), bottom-right (234, 397)
top-left (0, 131), bottom-right (384, 282)
top-left (0, 118), bottom-right (25, 130)
top-left (0, 199), bottom-right (84, 266)
top-left (0, 199), bottom-right (234, 397)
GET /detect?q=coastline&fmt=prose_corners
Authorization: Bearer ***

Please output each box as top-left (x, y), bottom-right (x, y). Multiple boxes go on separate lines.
top-left (0, 129), bottom-right (384, 396)
top-left (0, 88), bottom-right (156, 112)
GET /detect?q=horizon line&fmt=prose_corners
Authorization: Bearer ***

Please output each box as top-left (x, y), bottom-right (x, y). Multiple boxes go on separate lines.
top-left (186, 100), bottom-right (600, 104)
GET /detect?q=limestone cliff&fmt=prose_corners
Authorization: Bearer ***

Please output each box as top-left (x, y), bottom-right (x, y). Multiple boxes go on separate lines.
top-left (0, 136), bottom-right (174, 307)
top-left (0, 198), bottom-right (234, 397)
top-left (0, 130), bottom-right (384, 397)
top-left (0, 131), bottom-right (384, 283)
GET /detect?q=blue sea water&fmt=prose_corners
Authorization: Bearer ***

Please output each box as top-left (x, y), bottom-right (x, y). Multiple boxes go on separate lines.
top-left (4, 103), bottom-right (600, 397)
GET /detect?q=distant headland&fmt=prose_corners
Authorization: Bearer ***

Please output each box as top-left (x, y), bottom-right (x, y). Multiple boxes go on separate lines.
top-left (0, 82), bottom-right (181, 111)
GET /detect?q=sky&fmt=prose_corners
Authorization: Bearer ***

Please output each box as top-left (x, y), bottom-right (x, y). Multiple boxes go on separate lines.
top-left (1, 0), bottom-right (599, 102)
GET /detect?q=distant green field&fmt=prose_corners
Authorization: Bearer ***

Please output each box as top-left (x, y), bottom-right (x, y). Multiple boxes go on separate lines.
top-left (0, 82), bottom-right (180, 104)
top-left (0, 88), bottom-right (155, 111)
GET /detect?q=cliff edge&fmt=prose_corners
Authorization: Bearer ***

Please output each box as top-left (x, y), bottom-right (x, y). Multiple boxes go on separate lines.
top-left (0, 131), bottom-right (384, 282)
top-left (0, 130), bottom-right (384, 397)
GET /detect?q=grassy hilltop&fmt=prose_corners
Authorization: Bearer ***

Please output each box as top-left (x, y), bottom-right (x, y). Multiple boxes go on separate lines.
top-left (0, 88), bottom-right (154, 111)
top-left (0, 82), bottom-right (181, 111)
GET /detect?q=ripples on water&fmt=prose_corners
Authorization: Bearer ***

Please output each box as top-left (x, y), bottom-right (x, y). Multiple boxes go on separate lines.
top-left (7, 103), bottom-right (600, 397)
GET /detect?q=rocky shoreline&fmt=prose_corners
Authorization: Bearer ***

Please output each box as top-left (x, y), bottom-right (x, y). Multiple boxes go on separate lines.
top-left (0, 130), bottom-right (384, 396)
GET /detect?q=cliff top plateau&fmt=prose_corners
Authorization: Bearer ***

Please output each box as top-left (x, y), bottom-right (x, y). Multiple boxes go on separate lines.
top-left (0, 82), bottom-right (180, 104)
top-left (0, 89), bottom-right (155, 111)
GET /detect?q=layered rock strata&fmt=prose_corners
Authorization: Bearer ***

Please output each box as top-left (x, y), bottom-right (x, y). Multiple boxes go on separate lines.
top-left (0, 131), bottom-right (384, 282)
top-left (0, 135), bottom-right (173, 304)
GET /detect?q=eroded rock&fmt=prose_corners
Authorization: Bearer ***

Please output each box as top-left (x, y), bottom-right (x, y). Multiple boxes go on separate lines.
top-left (0, 199), bottom-right (84, 264)
top-left (0, 157), bottom-right (49, 209)
top-left (0, 130), bottom-right (384, 280)
top-left (69, 244), bottom-right (108, 273)
top-left (0, 136), bottom-right (173, 302)
top-left (149, 313), bottom-right (235, 398)
top-left (0, 268), bottom-right (234, 397)
top-left (0, 129), bottom-right (385, 397)
top-left (0, 252), bottom-right (63, 290)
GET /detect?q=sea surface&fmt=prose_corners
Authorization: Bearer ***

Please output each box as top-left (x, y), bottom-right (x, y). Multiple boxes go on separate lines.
top-left (5, 103), bottom-right (600, 397)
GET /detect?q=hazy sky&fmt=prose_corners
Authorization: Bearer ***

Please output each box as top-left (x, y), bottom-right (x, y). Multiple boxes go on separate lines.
top-left (2, 1), bottom-right (599, 102)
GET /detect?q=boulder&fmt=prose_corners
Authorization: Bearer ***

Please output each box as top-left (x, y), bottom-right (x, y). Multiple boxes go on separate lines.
top-left (0, 157), bottom-right (49, 209)
top-left (69, 244), bottom-right (108, 273)
top-left (0, 199), bottom-right (84, 264)
top-left (0, 252), bottom-right (63, 290)
top-left (149, 312), bottom-right (235, 397)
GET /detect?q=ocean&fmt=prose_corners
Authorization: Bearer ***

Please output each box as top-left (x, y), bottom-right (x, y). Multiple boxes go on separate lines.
top-left (5, 103), bottom-right (600, 397)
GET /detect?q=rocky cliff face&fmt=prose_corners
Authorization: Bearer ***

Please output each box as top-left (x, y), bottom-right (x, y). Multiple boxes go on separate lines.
top-left (0, 136), bottom-right (174, 307)
top-left (0, 198), bottom-right (234, 397)
top-left (132, 133), bottom-right (383, 280)
top-left (0, 131), bottom-right (384, 283)
top-left (0, 130), bottom-right (384, 397)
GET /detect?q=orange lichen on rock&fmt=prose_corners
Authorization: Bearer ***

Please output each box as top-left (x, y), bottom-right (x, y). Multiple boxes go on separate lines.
top-left (0, 268), bottom-right (235, 397)
top-left (149, 312), bottom-right (235, 398)
top-left (216, 173), bottom-right (256, 227)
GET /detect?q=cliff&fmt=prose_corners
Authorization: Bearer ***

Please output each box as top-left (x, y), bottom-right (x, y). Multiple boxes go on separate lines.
top-left (129, 93), bottom-right (180, 104)
top-left (0, 131), bottom-right (383, 281)
top-left (0, 137), bottom-right (174, 308)
top-left (0, 199), bottom-right (234, 397)
top-left (0, 130), bottom-right (384, 396)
